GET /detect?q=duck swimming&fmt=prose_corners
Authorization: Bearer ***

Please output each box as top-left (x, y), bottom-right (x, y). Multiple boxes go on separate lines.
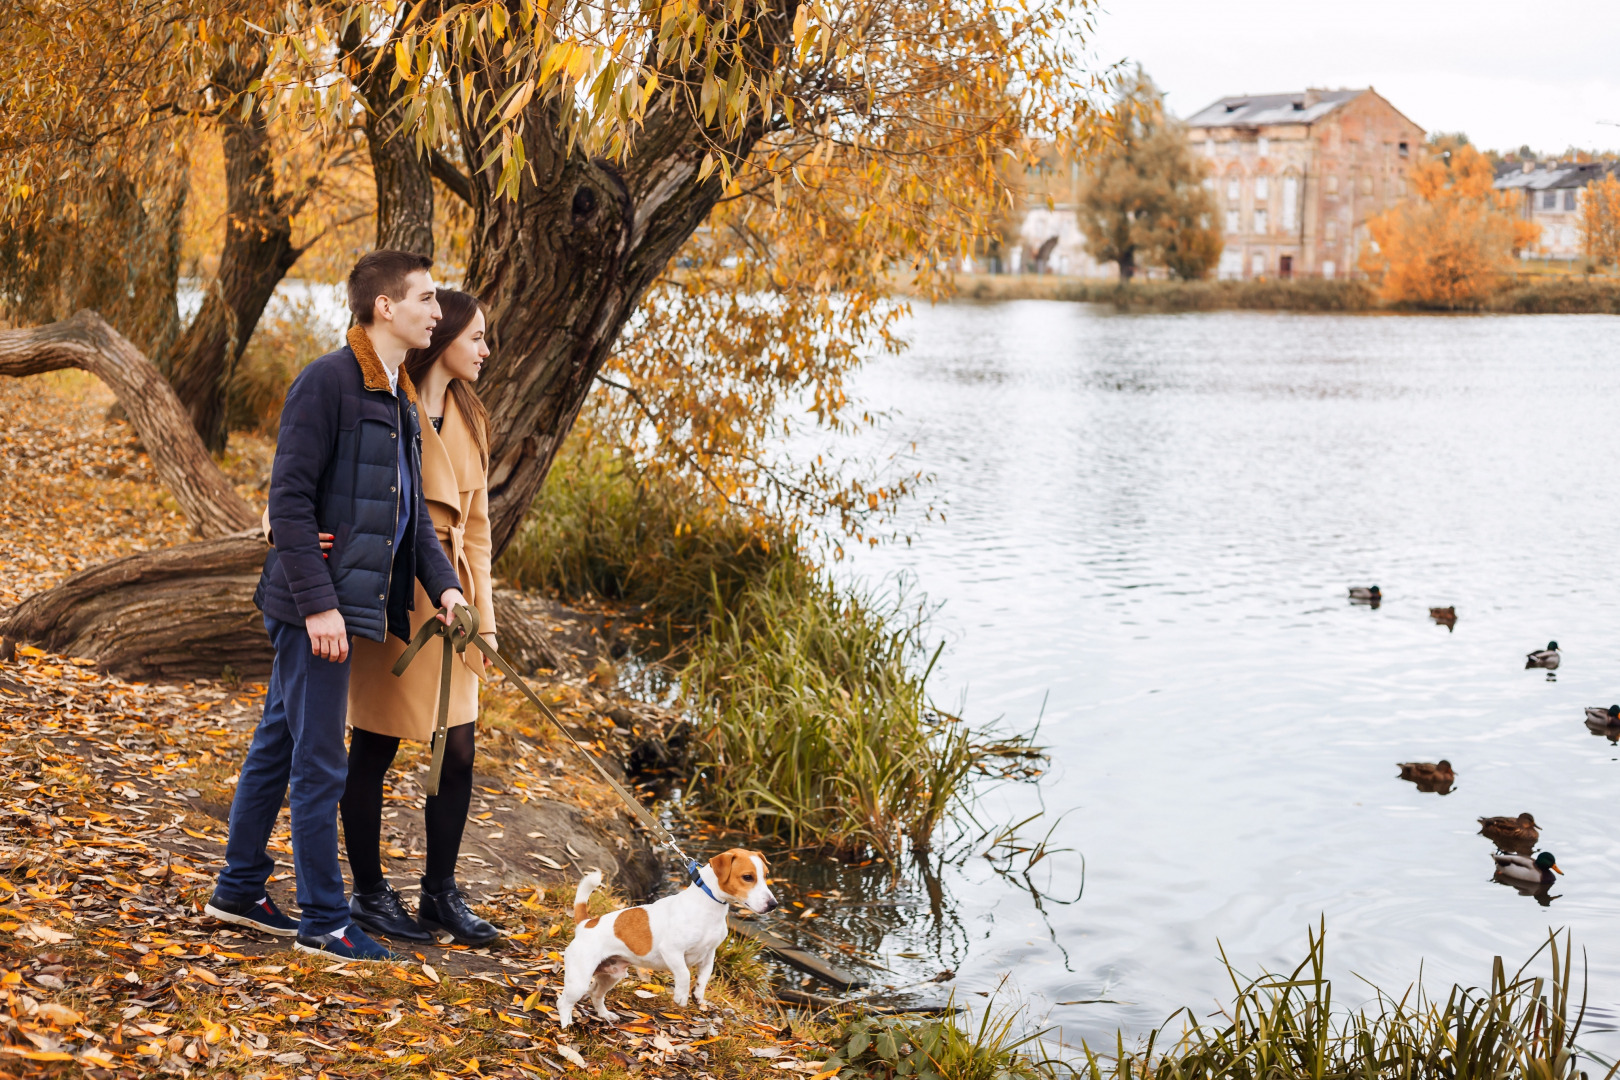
top-left (1429, 606), bottom-right (1457, 629)
top-left (1525, 642), bottom-right (1561, 669)
top-left (1478, 812), bottom-right (1539, 846)
top-left (1396, 760), bottom-right (1455, 793)
top-left (1398, 760), bottom-right (1453, 782)
top-left (1492, 851), bottom-right (1561, 887)
top-left (1348, 585), bottom-right (1381, 603)
top-left (1584, 705), bottom-right (1620, 725)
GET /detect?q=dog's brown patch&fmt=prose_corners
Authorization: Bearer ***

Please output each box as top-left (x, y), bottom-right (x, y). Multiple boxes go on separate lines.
top-left (709, 847), bottom-right (769, 900)
top-left (613, 907), bottom-right (652, 956)
top-left (582, 916), bottom-right (600, 929)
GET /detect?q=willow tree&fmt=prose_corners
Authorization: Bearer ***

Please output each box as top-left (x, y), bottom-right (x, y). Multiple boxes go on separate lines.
top-left (0, 0), bottom-right (1097, 676)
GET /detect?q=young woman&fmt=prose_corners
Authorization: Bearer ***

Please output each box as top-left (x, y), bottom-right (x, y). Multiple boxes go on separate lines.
top-left (339, 289), bottom-right (501, 946)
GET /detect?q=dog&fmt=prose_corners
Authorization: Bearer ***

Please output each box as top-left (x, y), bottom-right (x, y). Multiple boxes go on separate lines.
top-left (557, 848), bottom-right (777, 1028)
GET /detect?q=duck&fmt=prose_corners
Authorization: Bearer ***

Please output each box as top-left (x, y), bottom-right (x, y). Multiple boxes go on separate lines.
top-left (1525, 642), bottom-right (1561, 669)
top-left (1429, 606), bottom-right (1457, 628)
top-left (1348, 585), bottom-right (1381, 603)
top-left (1397, 760), bottom-right (1454, 784)
top-left (1478, 812), bottom-right (1538, 845)
top-left (1492, 851), bottom-right (1561, 887)
top-left (1584, 705), bottom-right (1620, 725)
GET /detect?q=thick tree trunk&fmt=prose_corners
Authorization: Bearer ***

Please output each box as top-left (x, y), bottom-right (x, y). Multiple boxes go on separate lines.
top-left (349, 39), bottom-right (436, 256)
top-left (467, 2), bottom-right (798, 554)
top-left (163, 55), bottom-right (305, 453)
top-left (0, 311), bottom-right (258, 537)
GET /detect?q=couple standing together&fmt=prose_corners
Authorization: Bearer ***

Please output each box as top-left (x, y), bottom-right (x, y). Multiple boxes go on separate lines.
top-left (205, 250), bottom-right (506, 962)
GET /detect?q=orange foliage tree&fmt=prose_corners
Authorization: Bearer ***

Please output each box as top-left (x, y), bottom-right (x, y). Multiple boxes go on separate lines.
top-left (1581, 173), bottom-right (1620, 270)
top-left (1361, 144), bottom-right (1539, 308)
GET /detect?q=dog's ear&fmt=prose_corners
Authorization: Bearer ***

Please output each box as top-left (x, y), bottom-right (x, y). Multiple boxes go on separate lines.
top-left (708, 851), bottom-right (736, 894)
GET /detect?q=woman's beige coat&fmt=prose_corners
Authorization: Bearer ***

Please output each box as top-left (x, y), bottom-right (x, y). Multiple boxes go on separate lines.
top-left (347, 389), bottom-right (496, 741)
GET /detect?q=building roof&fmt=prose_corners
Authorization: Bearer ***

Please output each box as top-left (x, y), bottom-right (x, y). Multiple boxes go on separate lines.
top-left (1493, 160), bottom-right (1617, 192)
top-left (1185, 89), bottom-right (1363, 129)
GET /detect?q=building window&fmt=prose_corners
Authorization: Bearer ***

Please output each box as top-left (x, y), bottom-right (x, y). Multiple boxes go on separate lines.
top-left (1398, 141), bottom-right (1409, 157)
top-left (1282, 175), bottom-right (1299, 230)
top-left (1253, 209), bottom-right (1268, 234)
top-left (1360, 174), bottom-right (1373, 195)
top-left (1225, 209), bottom-right (1241, 233)
top-left (1218, 250), bottom-right (1243, 279)
top-left (1322, 260), bottom-right (1337, 280)
top-left (1252, 252), bottom-right (1266, 277)
top-left (1226, 178), bottom-right (1240, 202)
top-left (1255, 176), bottom-right (1269, 200)
top-left (1327, 175), bottom-right (1340, 195)
top-left (1542, 191), bottom-right (1558, 210)
top-left (1204, 139), bottom-right (1217, 157)
top-left (1258, 137), bottom-right (1270, 157)
top-left (1325, 220), bottom-right (1338, 242)
top-left (1564, 190), bottom-right (1577, 211)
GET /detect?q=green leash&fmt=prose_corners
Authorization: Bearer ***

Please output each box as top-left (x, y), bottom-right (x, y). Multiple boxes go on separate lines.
top-left (391, 604), bottom-right (683, 854)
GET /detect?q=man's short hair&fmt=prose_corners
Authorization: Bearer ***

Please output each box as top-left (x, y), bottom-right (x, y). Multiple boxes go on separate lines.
top-left (348, 250), bottom-right (433, 325)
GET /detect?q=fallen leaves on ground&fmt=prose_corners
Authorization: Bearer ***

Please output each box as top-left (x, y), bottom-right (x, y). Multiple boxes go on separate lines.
top-left (0, 375), bottom-right (841, 1077)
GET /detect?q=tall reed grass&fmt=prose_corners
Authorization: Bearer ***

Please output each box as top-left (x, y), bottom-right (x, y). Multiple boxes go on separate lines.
top-left (497, 438), bottom-right (974, 857)
top-left (816, 927), bottom-right (1604, 1080)
top-left (1081, 925), bottom-right (1604, 1080)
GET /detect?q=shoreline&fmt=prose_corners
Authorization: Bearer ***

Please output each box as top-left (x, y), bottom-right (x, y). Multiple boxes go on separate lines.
top-left (910, 272), bottom-right (1620, 314)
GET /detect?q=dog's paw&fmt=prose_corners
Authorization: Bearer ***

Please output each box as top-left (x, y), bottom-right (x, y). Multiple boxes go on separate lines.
top-left (595, 1008), bottom-right (619, 1023)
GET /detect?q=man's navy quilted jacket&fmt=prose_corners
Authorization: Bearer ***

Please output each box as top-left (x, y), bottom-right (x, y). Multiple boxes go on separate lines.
top-left (253, 329), bottom-right (461, 643)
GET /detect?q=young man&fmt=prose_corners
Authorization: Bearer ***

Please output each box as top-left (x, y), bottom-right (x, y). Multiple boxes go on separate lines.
top-left (207, 251), bottom-right (469, 962)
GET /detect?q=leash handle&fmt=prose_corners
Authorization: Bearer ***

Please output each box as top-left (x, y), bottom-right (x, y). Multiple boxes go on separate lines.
top-left (396, 605), bottom-right (482, 796)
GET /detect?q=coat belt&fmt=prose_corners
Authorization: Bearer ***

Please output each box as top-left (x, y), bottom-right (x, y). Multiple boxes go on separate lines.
top-left (436, 522), bottom-right (485, 678)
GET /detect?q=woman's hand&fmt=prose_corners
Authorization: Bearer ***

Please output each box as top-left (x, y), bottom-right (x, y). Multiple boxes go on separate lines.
top-left (319, 532), bottom-right (333, 557)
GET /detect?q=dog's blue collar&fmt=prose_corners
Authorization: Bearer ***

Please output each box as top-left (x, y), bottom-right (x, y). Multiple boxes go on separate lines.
top-left (687, 859), bottom-right (727, 905)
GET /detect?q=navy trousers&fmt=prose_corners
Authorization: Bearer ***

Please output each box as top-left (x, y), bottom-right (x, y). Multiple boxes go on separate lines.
top-left (216, 616), bottom-right (352, 935)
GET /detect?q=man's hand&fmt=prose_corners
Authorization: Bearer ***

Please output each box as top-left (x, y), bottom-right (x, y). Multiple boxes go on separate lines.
top-left (305, 609), bottom-right (349, 663)
top-left (437, 589), bottom-right (470, 624)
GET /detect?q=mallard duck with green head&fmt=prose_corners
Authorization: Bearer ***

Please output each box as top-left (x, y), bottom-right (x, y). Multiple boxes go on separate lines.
top-left (1584, 705), bottom-right (1619, 725)
top-left (1348, 585), bottom-right (1381, 603)
top-left (1492, 851), bottom-right (1561, 887)
top-left (1525, 642), bottom-right (1561, 669)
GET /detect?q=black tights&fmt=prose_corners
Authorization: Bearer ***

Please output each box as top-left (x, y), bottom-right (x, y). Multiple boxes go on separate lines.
top-left (342, 724), bottom-right (475, 894)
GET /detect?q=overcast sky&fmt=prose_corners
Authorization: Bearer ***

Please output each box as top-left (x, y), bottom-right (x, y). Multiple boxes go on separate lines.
top-left (1086, 0), bottom-right (1619, 154)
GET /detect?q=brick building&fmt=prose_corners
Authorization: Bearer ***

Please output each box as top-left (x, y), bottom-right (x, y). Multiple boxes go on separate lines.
top-left (1494, 160), bottom-right (1619, 260)
top-left (1185, 88), bottom-right (1425, 279)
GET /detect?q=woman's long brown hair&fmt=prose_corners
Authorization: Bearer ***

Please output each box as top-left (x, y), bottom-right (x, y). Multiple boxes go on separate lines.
top-left (403, 289), bottom-right (491, 463)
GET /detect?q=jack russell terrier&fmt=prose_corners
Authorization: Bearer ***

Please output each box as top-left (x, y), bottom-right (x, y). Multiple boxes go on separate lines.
top-left (558, 848), bottom-right (778, 1028)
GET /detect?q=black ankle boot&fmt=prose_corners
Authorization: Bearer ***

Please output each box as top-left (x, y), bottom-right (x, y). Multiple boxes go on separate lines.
top-left (349, 882), bottom-right (433, 944)
top-left (417, 881), bottom-right (499, 945)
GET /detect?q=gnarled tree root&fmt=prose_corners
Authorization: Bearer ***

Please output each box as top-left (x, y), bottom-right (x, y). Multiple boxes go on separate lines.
top-left (1, 534), bottom-right (270, 680)
top-left (1, 531), bottom-right (565, 682)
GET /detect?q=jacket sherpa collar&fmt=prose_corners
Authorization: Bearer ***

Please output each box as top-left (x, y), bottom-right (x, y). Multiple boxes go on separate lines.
top-left (347, 325), bottom-right (419, 404)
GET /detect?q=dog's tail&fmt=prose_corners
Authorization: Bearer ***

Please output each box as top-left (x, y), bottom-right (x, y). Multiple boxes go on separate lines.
top-left (572, 870), bottom-right (604, 922)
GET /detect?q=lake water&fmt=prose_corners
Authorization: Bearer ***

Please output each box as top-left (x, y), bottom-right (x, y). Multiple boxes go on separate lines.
top-left (770, 303), bottom-right (1620, 1054)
